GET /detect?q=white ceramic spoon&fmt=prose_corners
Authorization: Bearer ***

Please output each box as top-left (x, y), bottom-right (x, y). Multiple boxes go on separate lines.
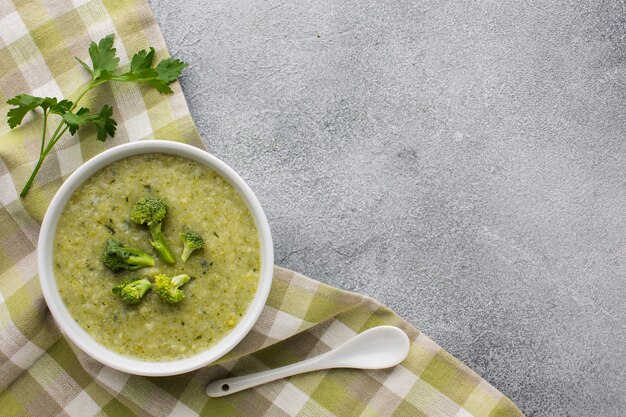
top-left (206, 325), bottom-right (410, 397)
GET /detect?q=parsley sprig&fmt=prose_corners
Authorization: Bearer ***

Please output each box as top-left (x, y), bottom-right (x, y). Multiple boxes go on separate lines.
top-left (6, 34), bottom-right (187, 197)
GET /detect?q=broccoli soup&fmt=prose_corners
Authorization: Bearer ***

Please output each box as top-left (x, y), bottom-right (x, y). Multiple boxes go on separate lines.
top-left (53, 153), bottom-right (260, 361)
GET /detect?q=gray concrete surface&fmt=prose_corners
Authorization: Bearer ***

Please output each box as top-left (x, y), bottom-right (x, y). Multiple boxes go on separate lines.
top-left (148, 1), bottom-right (626, 415)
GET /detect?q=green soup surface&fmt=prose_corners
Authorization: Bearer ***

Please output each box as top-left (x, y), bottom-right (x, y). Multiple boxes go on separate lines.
top-left (53, 153), bottom-right (260, 361)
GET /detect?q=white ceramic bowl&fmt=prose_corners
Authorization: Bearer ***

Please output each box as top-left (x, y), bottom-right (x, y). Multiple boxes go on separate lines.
top-left (38, 141), bottom-right (273, 376)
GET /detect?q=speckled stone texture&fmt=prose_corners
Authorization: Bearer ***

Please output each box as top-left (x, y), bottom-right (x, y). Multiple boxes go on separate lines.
top-left (148, 1), bottom-right (625, 415)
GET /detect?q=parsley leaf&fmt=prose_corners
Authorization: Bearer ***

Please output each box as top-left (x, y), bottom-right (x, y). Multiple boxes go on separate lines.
top-left (49, 100), bottom-right (73, 116)
top-left (130, 48), bottom-right (155, 72)
top-left (108, 53), bottom-right (187, 94)
top-left (6, 95), bottom-right (75, 129)
top-left (147, 58), bottom-right (188, 94)
top-left (62, 106), bottom-right (117, 140)
top-left (155, 58), bottom-right (188, 83)
top-left (89, 105), bottom-right (117, 141)
top-left (63, 108), bottom-right (90, 135)
top-left (88, 34), bottom-right (120, 79)
top-left (6, 95), bottom-right (45, 128)
top-left (38, 97), bottom-right (59, 111)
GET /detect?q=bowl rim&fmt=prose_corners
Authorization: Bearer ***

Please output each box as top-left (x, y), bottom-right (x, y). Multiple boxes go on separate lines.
top-left (38, 140), bottom-right (273, 376)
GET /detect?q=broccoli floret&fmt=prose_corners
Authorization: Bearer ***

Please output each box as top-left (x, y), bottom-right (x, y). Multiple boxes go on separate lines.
top-left (130, 196), bottom-right (175, 264)
top-left (112, 278), bottom-right (152, 304)
top-left (154, 273), bottom-right (191, 304)
top-left (179, 231), bottom-right (205, 262)
top-left (101, 239), bottom-right (155, 271)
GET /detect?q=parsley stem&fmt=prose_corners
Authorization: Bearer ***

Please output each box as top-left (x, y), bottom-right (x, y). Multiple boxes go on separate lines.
top-left (39, 110), bottom-right (48, 155)
top-left (50, 122), bottom-right (63, 143)
top-left (21, 111), bottom-right (50, 197)
top-left (20, 154), bottom-right (45, 197)
top-left (21, 123), bottom-right (70, 195)
top-left (20, 130), bottom-right (57, 197)
top-left (71, 82), bottom-right (94, 110)
top-left (40, 125), bottom-right (68, 162)
top-left (48, 126), bottom-right (69, 153)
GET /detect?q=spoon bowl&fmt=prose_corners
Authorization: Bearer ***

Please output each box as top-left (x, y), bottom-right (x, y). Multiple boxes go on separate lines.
top-left (206, 325), bottom-right (410, 397)
top-left (326, 325), bottom-right (410, 369)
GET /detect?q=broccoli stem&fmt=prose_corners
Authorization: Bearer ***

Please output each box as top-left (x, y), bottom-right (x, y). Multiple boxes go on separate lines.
top-left (148, 221), bottom-right (175, 264)
top-left (171, 274), bottom-right (190, 287)
top-left (181, 245), bottom-right (193, 263)
top-left (127, 254), bottom-right (155, 267)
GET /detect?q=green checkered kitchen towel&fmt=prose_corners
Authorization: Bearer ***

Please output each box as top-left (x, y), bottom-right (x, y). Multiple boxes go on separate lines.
top-left (0, 0), bottom-right (524, 416)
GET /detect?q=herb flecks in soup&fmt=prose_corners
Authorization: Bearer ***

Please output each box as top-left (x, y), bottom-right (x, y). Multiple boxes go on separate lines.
top-left (53, 154), bottom-right (260, 361)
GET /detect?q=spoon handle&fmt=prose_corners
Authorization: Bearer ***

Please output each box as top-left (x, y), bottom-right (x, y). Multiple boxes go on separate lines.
top-left (206, 355), bottom-right (327, 397)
